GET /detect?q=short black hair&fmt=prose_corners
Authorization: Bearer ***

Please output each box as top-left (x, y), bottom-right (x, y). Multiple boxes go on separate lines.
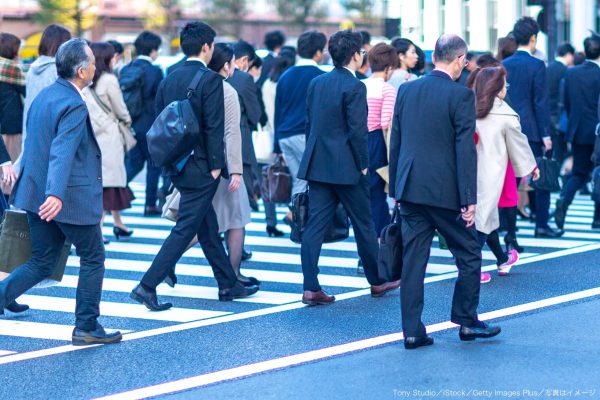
top-left (390, 37), bottom-right (414, 55)
top-left (556, 42), bottom-right (575, 57)
top-left (180, 21), bottom-right (216, 57)
top-left (264, 30), bottom-right (286, 51)
top-left (281, 46), bottom-right (297, 58)
top-left (208, 42), bottom-right (234, 73)
top-left (39, 24), bottom-right (71, 57)
top-left (134, 31), bottom-right (162, 56)
top-left (466, 51), bottom-right (477, 61)
top-left (584, 33), bottom-right (600, 60)
top-left (250, 55), bottom-right (262, 70)
top-left (107, 40), bottom-right (124, 55)
top-left (297, 30), bottom-right (327, 59)
top-left (233, 40), bottom-right (256, 61)
top-left (328, 30), bottom-right (362, 68)
top-left (434, 34), bottom-right (468, 64)
top-left (56, 38), bottom-right (92, 80)
top-left (512, 17), bottom-right (539, 46)
top-left (360, 30), bottom-right (371, 46)
top-left (0, 33), bottom-right (21, 60)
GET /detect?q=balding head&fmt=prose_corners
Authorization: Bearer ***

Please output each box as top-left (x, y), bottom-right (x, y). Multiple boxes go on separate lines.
top-left (434, 34), bottom-right (468, 64)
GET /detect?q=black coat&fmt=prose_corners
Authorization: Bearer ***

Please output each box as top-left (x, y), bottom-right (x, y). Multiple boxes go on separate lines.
top-left (167, 57), bottom-right (187, 76)
top-left (228, 69), bottom-right (261, 166)
top-left (0, 135), bottom-right (10, 164)
top-left (564, 61), bottom-right (600, 145)
top-left (0, 82), bottom-right (25, 134)
top-left (546, 60), bottom-right (568, 127)
top-left (389, 70), bottom-right (477, 211)
top-left (154, 61), bottom-right (226, 188)
top-left (257, 53), bottom-right (275, 88)
top-left (297, 68), bottom-right (369, 185)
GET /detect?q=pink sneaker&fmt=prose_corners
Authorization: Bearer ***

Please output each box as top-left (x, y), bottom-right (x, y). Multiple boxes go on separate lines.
top-left (498, 249), bottom-right (519, 276)
top-left (480, 272), bottom-right (491, 283)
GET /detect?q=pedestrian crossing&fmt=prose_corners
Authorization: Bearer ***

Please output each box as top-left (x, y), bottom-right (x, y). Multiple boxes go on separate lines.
top-left (0, 183), bottom-right (598, 357)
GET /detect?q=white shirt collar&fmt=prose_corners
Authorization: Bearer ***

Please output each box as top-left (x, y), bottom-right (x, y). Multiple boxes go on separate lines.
top-left (433, 68), bottom-right (453, 79)
top-left (136, 55), bottom-right (154, 63)
top-left (590, 59), bottom-right (600, 69)
top-left (186, 57), bottom-right (207, 67)
top-left (69, 81), bottom-right (85, 100)
top-left (296, 58), bottom-right (318, 67)
top-left (555, 56), bottom-right (568, 66)
top-left (343, 67), bottom-right (356, 77)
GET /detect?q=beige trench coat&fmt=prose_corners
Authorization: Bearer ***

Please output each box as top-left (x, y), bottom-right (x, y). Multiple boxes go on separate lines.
top-left (475, 98), bottom-right (536, 234)
top-left (83, 72), bottom-right (132, 188)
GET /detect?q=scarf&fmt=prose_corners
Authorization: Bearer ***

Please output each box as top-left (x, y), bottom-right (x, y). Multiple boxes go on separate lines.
top-left (0, 57), bottom-right (25, 86)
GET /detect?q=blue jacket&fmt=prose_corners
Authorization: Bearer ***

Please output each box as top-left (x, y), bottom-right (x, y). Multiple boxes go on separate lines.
top-left (563, 61), bottom-right (600, 145)
top-left (503, 50), bottom-right (551, 143)
top-left (12, 79), bottom-right (103, 225)
top-left (298, 68), bottom-right (369, 185)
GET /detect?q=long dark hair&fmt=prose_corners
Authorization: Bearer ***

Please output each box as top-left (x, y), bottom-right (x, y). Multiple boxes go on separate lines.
top-left (39, 24), bottom-right (72, 57)
top-left (269, 51), bottom-right (295, 82)
top-left (90, 42), bottom-right (116, 88)
top-left (208, 43), bottom-right (234, 74)
top-left (473, 67), bottom-right (507, 119)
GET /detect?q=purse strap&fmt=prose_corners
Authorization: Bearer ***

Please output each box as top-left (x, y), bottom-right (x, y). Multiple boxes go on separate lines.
top-left (90, 88), bottom-right (112, 116)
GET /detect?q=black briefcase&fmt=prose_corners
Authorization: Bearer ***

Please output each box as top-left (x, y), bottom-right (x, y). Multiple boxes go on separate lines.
top-left (290, 190), bottom-right (350, 244)
top-left (529, 152), bottom-right (561, 193)
top-left (377, 205), bottom-right (403, 282)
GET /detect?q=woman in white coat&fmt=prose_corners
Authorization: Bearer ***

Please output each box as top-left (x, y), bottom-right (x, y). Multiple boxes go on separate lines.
top-left (84, 42), bottom-right (134, 244)
top-left (473, 67), bottom-right (539, 281)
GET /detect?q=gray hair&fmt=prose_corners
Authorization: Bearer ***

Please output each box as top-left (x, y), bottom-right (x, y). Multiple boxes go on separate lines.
top-left (55, 38), bottom-right (92, 80)
top-left (434, 34), bottom-right (468, 64)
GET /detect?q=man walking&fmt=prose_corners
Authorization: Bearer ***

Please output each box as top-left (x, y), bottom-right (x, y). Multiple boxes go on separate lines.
top-left (554, 33), bottom-right (600, 230)
top-left (0, 39), bottom-right (122, 346)
top-left (130, 22), bottom-right (259, 310)
top-left (389, 34), bottom-right (501, 349)
top-left (298, 30), bottom-right (400, 306)
top-left (503, 17), bottom-right (563, 237)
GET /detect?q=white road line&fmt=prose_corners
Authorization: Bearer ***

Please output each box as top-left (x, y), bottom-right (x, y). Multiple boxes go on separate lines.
top-left (93, 286), bottom-right (600, 400)
top-left (0, 350), bottom-right (16, 356)
top-left (0, 320), bottom-right (127, 341)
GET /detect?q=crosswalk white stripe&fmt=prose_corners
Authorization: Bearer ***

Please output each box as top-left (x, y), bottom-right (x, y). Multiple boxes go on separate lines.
top-left (17, 293), bottom-right (230, 322)
top-left (0, 320), bottom-right (127, 341)
top-left (0, 350), bottom-right (16, 356)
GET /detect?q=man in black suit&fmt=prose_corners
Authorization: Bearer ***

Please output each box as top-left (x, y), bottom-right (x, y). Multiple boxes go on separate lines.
top-left (554, 34), bottom-right (600, 230)
top-left (297, 30), bottom-right (400, 306)
top-left (547, 43), bottom-right (575, 164)
top-left (257, 30), bottom-right (285, 88)
top-left (457, 51), bottom-right (477, 85)
top-left (130, 22), bottom-right (259, 311)
top-left (389, 34), bottom-right (501, 349)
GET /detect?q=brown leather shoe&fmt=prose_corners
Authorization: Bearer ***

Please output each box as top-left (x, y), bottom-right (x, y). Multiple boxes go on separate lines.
top-left (370, 280), bottom-right (401, 297)
top-left (302, 290), bottom-right (335, 306)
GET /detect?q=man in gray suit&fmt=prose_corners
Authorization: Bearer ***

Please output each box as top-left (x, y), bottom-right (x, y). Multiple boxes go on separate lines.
top-left (0, 39), bottom-right (122, 346)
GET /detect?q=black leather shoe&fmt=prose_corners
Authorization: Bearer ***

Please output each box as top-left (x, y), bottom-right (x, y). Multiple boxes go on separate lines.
top-left (165, 270), bottom-right (177, 288)
top-left (241, 249), bottom-right (253, 261)
top-left (534, 227), bottom-right (564, 238)
top-left (553, 199), bottom-right (567, 230)
top-left (266, 226), bottom-right (284, 237)
top-left (238, 275), bottom-right (261, 287)
top-left (592, 221), bottom-right (600, 230)
top-left (218, 281), bottom-right (259, 301)
top-left (5, 301), bottom-right (29, 313)
top-left (459, 321), bottom-right (501, 341)
top-left (130, 284), bottom-right (173, 311)
top-left (72, 324), bottom-right (122, 346)
top-left (404, 335), bottom-right (434, 350)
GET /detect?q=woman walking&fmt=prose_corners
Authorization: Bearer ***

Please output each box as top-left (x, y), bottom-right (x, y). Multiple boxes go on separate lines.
top-left (388, 38), bottom-right (419, 90)
top-left (84, 42), bottom-right (134, 244)
top-left (473, 67), bottom-right (539, 282)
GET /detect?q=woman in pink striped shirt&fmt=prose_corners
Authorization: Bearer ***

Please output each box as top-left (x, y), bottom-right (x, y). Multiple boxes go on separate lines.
top-left (362, 43), bottom-right (399, 237)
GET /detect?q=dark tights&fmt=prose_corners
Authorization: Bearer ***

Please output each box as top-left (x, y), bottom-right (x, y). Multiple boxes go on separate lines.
top-left (477, 230), bottom-right (508, 266)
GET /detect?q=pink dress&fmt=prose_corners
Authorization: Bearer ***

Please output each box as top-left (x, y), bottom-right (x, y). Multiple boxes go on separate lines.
top-left (498, 162), bottom-right (518, 208)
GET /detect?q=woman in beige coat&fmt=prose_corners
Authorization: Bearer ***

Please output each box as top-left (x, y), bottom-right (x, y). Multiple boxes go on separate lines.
top-left (473, 67), bottom-right (539, 279)
top-left (84, 42), bottom-right (134, 243)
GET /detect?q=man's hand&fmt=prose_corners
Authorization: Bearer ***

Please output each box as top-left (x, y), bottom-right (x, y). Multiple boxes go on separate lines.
top-left (543, 137), bottom-right (552, 152)
top-left (361, 168), bottom-right (368, 176)
top-left (39, 195), bottom-right (63, 222)
top-left (210, 169), bottom-right (221, 180)
top-left (228, 174), bottom-right (241, 192)
top-left (1, 164), bottom-right (17, 187)
top-left (461, 204), bottom-right (476, 228)
top-left (531, 167), bottom-right (541, 181)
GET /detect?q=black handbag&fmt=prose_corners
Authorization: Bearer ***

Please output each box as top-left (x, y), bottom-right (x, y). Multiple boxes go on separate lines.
top-left (529, 151), bottom-right (561, 193)
top-left (592, 166), bottom-right (600, 203)
top-left (377, 205), bottom-right (403, 282)
top-left (290, 190), bottom-right (350, 244)
top-left (0, 194), bottom-right (7, 220)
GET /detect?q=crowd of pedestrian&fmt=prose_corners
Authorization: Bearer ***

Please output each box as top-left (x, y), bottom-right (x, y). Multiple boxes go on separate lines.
top-left (0, 15), bottom-right (599, 348)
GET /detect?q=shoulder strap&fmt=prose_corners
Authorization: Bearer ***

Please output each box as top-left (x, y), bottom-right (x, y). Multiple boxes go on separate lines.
top-left (90, 88), bottom-right (112, 116)
top-left (186, 69), bottom-right (207, 99)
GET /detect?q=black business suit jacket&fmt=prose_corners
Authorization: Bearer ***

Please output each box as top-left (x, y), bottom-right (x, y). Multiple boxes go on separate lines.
top-left (257, 53), bottom-right (275, 88)
top-left (0, 82), bottom-right (25, 134)
top-left (389, 70), bottom-right (477, 211)
top-left (546, 60), bottom-right (568, 128)
top-left (297, 67), bottom-right (368, 185)
top-left (167, 57), bottom-right (187, 76)
top-left (228, 69), bottom-right (261, 166)
top-left (563, 61), bottom-right (600, 146)
top-left (154, 60), bottom-right (226, 189)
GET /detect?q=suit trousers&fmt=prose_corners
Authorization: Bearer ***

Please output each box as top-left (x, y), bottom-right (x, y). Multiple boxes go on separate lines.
top-left (301, 176), bottom-right (385, 291)
top-left (399, 202), bottom-right (481, 337)
top-left (141, 178), bottom-right (238, 290)
top-left (0, 212), bottom-right (105, 331)
top-left (560, 144), bottom-right (600, 216)
top-left (530, 143), bottom-right (551, 230)
top-left (368, 129), bottom-right (390, 237)
top-left (126, 133), bottom-right (161, 209)
top-left (279, 135), bottom-right (308, 196)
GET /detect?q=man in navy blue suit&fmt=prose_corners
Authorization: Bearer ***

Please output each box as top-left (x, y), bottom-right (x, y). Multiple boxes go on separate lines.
top-left (297, 30), bottom-right (400, 307)
top-left (554, 33), bottom-right (600, 230)
top-left (503, 17), bottom-right (563, 237)
top-left (123, 31), bottom-right (164, 216)
top-left (0, 39), bottom-right (121, 346)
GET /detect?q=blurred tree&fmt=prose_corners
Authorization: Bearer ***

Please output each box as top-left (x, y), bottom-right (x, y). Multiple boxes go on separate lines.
top-left (209, 0), bottom-right (247, 38)
top-left (341, 0), bottom-right (375, 20)
top-left (275, 0), bottom-right (325, 30)
top-left (34, 0), bottom-right (96, 37)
